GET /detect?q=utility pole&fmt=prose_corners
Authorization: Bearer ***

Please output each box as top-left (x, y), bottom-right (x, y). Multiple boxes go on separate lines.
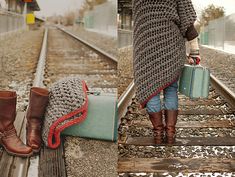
top-left (23, 1), bottom-right (27, 29)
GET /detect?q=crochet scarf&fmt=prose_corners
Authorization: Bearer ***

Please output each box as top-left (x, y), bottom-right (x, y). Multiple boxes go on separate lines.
top-left (132, 0), bottom-right (197, 106)
top-left (42, 77), bottom-right (88, 149)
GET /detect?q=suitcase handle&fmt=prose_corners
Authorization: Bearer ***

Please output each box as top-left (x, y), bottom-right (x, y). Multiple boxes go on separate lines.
top-left (191, 56), bottom-right (200, 65)
top-left (86, 91), bottom-right (101, 96)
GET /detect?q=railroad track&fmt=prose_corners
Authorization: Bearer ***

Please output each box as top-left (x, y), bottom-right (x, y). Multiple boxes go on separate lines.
top-left (118, 76), bottom-right (235, 176)
top-left (0, 26), bottom-right (117, 177)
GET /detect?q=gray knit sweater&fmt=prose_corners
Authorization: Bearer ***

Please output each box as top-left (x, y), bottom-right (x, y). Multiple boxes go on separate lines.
top-left (42, 77), bottom-right (88, 148)
top-left (132, 0), bottom-right (197, 106)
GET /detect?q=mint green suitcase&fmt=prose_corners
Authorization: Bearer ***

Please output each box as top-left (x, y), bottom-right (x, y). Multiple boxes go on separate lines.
top-left (62, 93), bottom-right (118, 141)
top-left (179, 64), bottom-right (210, 99)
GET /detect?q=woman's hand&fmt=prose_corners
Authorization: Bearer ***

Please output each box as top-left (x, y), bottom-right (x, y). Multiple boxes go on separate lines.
top-left (188, 37), bottom-right (200, 65)
top-left (188, 56), bottom-right (195, 64)
top-left (187, 55), bottom-right (201, 65)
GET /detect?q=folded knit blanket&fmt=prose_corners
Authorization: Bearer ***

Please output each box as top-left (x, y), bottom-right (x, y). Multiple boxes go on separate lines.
top-left (42, 77), bottom-right (88, 149)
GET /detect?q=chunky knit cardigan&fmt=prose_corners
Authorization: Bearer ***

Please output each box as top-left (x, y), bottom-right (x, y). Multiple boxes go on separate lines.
top-left (132, 0), bottom-right (197, 106)
top-left (42, 77), bottom-right (88, 149)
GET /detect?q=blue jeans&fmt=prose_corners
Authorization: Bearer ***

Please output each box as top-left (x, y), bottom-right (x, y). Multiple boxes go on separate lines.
top-left (146, 81), bottom-right (178, 113)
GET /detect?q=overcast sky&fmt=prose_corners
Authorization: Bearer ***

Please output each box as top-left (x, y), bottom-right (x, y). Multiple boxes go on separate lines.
top-left (192, 0), bottom-right (235, 16)
top-left (35, 0), bottom-right (235, 17)
top-left (35, 0), bottom-right (85, 17)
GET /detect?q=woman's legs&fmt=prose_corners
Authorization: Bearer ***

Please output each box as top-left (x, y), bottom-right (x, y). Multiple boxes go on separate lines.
top-left (163, 81), bottom-right (178, 110)
top-left (146, 94), bottom-right (164, 144)
top-left (163, 81), bottom-right (179, 144)
top-left (146, 80), bottom-right (179, 112)
top-left (145, 80), bottom-right (179, 144)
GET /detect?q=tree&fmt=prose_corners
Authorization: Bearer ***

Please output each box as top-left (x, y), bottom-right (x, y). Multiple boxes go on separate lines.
top-left (201, 4), bottom-right (225, 25)
top-left (78, 0), bottom-right (107, 17)
top-left (64, 11), bottom-right (76, 26)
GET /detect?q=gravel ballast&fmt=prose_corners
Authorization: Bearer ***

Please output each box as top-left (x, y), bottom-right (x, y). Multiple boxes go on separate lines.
top-left (65, 137), bottom-right (118, 177)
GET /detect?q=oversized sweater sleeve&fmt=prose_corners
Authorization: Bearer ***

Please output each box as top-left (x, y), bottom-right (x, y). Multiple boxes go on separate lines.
top-left (176, 0), bottom-right (197, 37)
top-left (185, 24), bottom-right (198, 41)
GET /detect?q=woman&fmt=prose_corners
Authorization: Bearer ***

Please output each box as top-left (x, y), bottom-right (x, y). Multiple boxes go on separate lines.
top-left (132, 0), bottom-right (200, 144)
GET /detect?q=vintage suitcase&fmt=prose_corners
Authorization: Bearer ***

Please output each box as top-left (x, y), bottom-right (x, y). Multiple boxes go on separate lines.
top-left (62, 92), bottom-right (118, 141)
top-left (179, 64), bottom-right (210, 99)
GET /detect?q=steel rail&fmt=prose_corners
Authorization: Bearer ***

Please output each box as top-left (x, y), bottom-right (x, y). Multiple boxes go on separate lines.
top-left (118, 80), bottom-right (135, 120)
top-left (26, 28), bottom-right (49, 177)
top-left (56, 26), bottom-right (118, 63)
top-left (33, 28), bottom-right (48, 87)
top-left (7, 28), bottom-right (48, 177)
top-left (210, 74), bottom-right (235, 109)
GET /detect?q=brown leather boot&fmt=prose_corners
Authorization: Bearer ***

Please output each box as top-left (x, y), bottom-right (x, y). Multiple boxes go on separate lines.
top-left (165, 110), bottom-right (178, 144)
top-left (0, 91), bottom-right (33, 157)
top-left (26, 87), bottom-right (49, 153)
top-left (148, 111), bottom-right (164, 144)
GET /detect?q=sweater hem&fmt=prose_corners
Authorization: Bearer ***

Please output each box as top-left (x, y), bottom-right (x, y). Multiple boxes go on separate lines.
top-left (47, 80), bottom-right (89, 149)
top-left (140, 76), bottom-right (180, 108)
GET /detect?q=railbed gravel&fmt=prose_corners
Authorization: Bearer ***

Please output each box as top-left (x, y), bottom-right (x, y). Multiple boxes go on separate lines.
top-left (119, 145), bottom-right (234, 159)
top-left (0, 29), bottom-right (43, 111)
top-left (64, 137), bottom-right (118, 177)
top-left (43, 28), bottom-right (117, 89)
top-left (118, 46), bottom-right (133, 97)
top-left (119, 172), bottom-right (235, 177)
top-left (200, 46), bottom-right (235, 93)
top-left (127, 126), bottom-right (235, 137)
top-left (121, 114), bottom-right (235, 123)
top-left (66, 25), bottom-right (117, 58)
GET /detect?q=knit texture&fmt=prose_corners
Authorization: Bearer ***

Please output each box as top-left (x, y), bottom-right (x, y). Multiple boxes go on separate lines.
top-left (132, 0), bottom-right (197, 106)
top-left (42, 77), bottom-right (88, 148)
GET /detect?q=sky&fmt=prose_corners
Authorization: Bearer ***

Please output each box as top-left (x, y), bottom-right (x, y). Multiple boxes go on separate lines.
top-left (35, 0), bottom-right (85, 17)
top-left (34, 0), bottom-right (235, 17)
top-left (192, 0), bottom-right (235, 16)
